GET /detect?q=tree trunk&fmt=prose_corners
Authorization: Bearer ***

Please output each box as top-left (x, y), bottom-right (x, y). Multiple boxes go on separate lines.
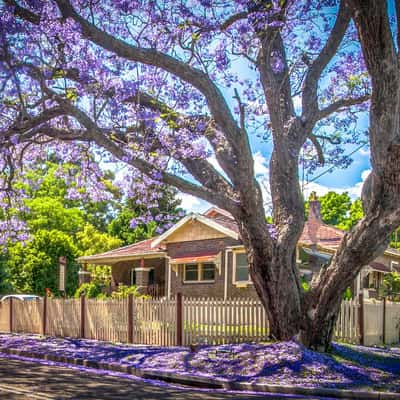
top-left (237, 211), bottom-right (303, 341)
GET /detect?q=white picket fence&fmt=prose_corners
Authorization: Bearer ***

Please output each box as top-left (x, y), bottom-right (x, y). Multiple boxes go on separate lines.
top-left (183, 297), bottom-right (269, 345)
top-left (0, 296), bottom-right (399, 347)
top-left (334, 298), bottom-right (359, 344)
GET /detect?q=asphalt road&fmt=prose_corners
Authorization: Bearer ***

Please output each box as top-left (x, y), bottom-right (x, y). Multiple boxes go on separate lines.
top-left (0, 356), bottom-right (338, 400)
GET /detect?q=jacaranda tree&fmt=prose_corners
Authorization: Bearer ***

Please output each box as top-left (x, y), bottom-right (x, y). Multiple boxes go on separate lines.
top-left (1, 0), bottom-right (399, 350)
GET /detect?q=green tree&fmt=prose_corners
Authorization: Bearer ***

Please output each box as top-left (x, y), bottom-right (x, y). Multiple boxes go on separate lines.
top-left (108, 187), bottom-right (183, 245)
top-left (305, 192), bottom-right (364, 231)
top-left (337, 199), bottom-right (364, 231)
top-left (76, 224), bottom-right (123, 285)
top-left (305, 192), bottom-right (351, 226)
top-left (380, 272), bottom-right (400, 301)
top-left (6, 230), bottom-right (79, 296)
top-left (2, 161), bottom-right (119, 296)
top-left (0, 254), bottom-right (13, 294)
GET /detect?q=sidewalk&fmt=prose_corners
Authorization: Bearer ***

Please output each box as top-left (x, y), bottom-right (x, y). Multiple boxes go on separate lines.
top-left (0, 333), bottom-right (399, 399)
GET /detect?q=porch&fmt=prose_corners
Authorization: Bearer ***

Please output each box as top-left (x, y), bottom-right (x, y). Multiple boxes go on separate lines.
top-left (77, 238), bottom-right (168, 298)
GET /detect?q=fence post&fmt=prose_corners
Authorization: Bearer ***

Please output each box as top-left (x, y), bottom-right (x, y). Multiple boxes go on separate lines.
top-left (9, 298), bottom-right (13, 333)
top-left (176, 293), bottom-right (183, 346)
top-left (382, 296), bottom-right (387, 345)
top-left (358, 293), bottom-right (364, 346)
top-left (42, 295), bottom-right (47, 336)
top-left (80, 293), bottom-right (85, 338)
top-left (128, 294), bottom-right (133, 343)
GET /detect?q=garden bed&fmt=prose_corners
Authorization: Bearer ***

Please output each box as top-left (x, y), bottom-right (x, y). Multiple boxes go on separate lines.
top-left (0, 334), bottom-right (398, 393)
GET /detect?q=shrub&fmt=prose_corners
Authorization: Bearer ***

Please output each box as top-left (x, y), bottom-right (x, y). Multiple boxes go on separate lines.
top-left (74, 282), bottom-right (103, 298)
top-left (111, 284), bottom-right (148, 299)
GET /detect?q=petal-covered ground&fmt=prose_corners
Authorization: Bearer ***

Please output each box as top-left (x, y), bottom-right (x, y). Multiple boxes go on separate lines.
top-left (0, 334), bottom-right (398, 392)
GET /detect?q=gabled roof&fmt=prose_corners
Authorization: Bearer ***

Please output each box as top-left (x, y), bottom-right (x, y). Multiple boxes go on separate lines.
top-left (299, 221), bottom-right (345, 251)
top-left (151, 212), bottom-right (239, 248)
top-left (78, 204), bottom-right (400, 266)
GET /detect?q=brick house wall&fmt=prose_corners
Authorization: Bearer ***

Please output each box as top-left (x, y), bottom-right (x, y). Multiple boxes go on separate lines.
top-left (168, 238), bottom-right (239, 298)
top-left (167, 238), bottom-right (258, 298)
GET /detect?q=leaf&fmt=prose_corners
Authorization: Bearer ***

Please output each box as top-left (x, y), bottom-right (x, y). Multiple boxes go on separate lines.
top-left (65, 88), bottom-right (78, 102)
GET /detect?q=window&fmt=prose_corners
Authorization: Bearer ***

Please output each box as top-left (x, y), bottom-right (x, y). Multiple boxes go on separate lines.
top-left (234, 252), bottom-right (250, 283)
top-left (183, 263), bottom-right (215, 283)
top-left (184, 264), bottom-right (199, 282)
top-left (202, 263), bottom-right (215, 281)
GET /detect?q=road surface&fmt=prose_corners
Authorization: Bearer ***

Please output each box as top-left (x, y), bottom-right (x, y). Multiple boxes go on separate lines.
top-left (0, 356), bottom-right (337, 399)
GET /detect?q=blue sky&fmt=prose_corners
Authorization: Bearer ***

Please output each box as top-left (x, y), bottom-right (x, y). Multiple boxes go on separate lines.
top-left (178, 141), bottom-right (371, 213)
top-left (178, 80), bottom-right (372, 214)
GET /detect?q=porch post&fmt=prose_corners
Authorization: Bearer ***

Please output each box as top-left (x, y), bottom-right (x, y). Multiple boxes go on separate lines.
top-left (167, 257), bottom-right (171, 299)
top-left (135, 258), bottom-right (150, 295)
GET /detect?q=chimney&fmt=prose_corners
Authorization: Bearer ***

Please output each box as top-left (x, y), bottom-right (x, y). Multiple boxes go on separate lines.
top-left (308, 191), bottom-right (322, 223)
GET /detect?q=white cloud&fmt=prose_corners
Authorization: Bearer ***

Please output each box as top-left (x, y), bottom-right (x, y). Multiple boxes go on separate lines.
top-left (177, 192), bottom-right (210, 213)
top-left (359, 147), bottom-right (370, 157)
top-left (303, 169), bottom-right (371, 200)
top-left (253, 151), bottom-right (269, 176)
top-left (178, 152), bottom-right (371, 215)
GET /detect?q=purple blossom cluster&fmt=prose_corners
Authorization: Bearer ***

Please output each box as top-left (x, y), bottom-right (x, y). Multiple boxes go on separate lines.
top-left (0, 334), bottom-right (398, 392)
top-left (0, 0), bottom-right (372, 245)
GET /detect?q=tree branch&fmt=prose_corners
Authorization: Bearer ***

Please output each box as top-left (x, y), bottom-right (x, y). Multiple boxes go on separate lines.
top-left (53, 0), bottom-right (242, 147)
top-left (316, 94), bottom-right (370, 121)
top-left (302, 0), bottom-right (351, 122)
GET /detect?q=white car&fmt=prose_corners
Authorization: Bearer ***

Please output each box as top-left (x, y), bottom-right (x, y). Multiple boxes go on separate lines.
top-left (0, 294), bottom-right (42, 302)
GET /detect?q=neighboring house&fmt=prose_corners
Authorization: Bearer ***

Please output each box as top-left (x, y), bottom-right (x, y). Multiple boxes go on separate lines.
top-left (299, 198), bottom-right (400, 299)
top-left (78, 198), bottom-right (400, 299)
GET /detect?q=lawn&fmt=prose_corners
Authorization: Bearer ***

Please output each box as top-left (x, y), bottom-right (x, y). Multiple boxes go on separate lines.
top-left (0, 333), bottom-right (398, 392)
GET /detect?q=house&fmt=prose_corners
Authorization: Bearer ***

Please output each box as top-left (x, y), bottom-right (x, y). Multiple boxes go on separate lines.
top-left (299, 196), bottom-right (400, 298)
top-left (78, 197), bottom-right (400, 299)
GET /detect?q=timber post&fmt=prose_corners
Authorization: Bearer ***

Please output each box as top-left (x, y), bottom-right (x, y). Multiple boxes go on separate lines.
top-left (358, 293), bottom-right (364, 346)
top-left (9, 297), bottom-right (13, 333)
top-left (128, 294), bottom-right (133, 343)
top-left (80, 293), bottom-right (85, 338)
top-left (176, 292), bottom-right (183, 346)
top-left (42, 294), bottom-right (47, 336)
top-left (382, 296), bottom-right (387, 344)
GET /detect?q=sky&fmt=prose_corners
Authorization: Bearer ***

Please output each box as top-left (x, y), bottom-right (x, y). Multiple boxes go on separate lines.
top-left (178, 91), bottom-right (372, 214)
top-left (177, 146), bottom-right (371, 214)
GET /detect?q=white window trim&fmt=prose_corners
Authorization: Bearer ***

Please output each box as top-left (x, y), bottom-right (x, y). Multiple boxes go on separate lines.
top-left (232, 250), bottom-right (252, 285)
top-left (391, 260), bottom-right (399, 271)
top-left (183, 263), bottom-right (216, 284)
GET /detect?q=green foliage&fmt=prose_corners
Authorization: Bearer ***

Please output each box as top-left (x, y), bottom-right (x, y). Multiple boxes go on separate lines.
top-left (111, 284), bottom-right (146, 299)
top-left (0, 254), bottom-right (13, 294)
top-left (6, 230), bottom-right (79, 296)
top-left (305, 192), bottom-right (364, 231)
top-left (343, 287), bottom-right (353, 300)
top-left (337, 199), bottom-right (364, 231)
top-left (380, 272), bottom-right (400, 301)
top-left (0, 161), bottom-right (183, 297)
top-left (301, 276), bottom-right (310, 292)
top-left (74, 282), bottom-right (103, 298)
top-left (77, 224), bottom-right (123, 286)
top-left (108, 186), bottom-right (183, 245)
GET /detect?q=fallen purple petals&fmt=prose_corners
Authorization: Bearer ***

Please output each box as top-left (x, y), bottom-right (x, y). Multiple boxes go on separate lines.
top-left (0, 334), bottom-right (398, 392)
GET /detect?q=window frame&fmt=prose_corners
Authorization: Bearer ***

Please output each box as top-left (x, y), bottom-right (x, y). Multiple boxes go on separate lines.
top-left (183, 262), bottom-right (216, 283)
top-left (232, 251), bottom-right (252, 284)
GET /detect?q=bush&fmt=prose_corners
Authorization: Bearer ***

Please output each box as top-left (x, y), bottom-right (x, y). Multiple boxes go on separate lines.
top-left (74, 282), bottom-right (103, 298)
top-left (111, 284), bottom-right (148, 299)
